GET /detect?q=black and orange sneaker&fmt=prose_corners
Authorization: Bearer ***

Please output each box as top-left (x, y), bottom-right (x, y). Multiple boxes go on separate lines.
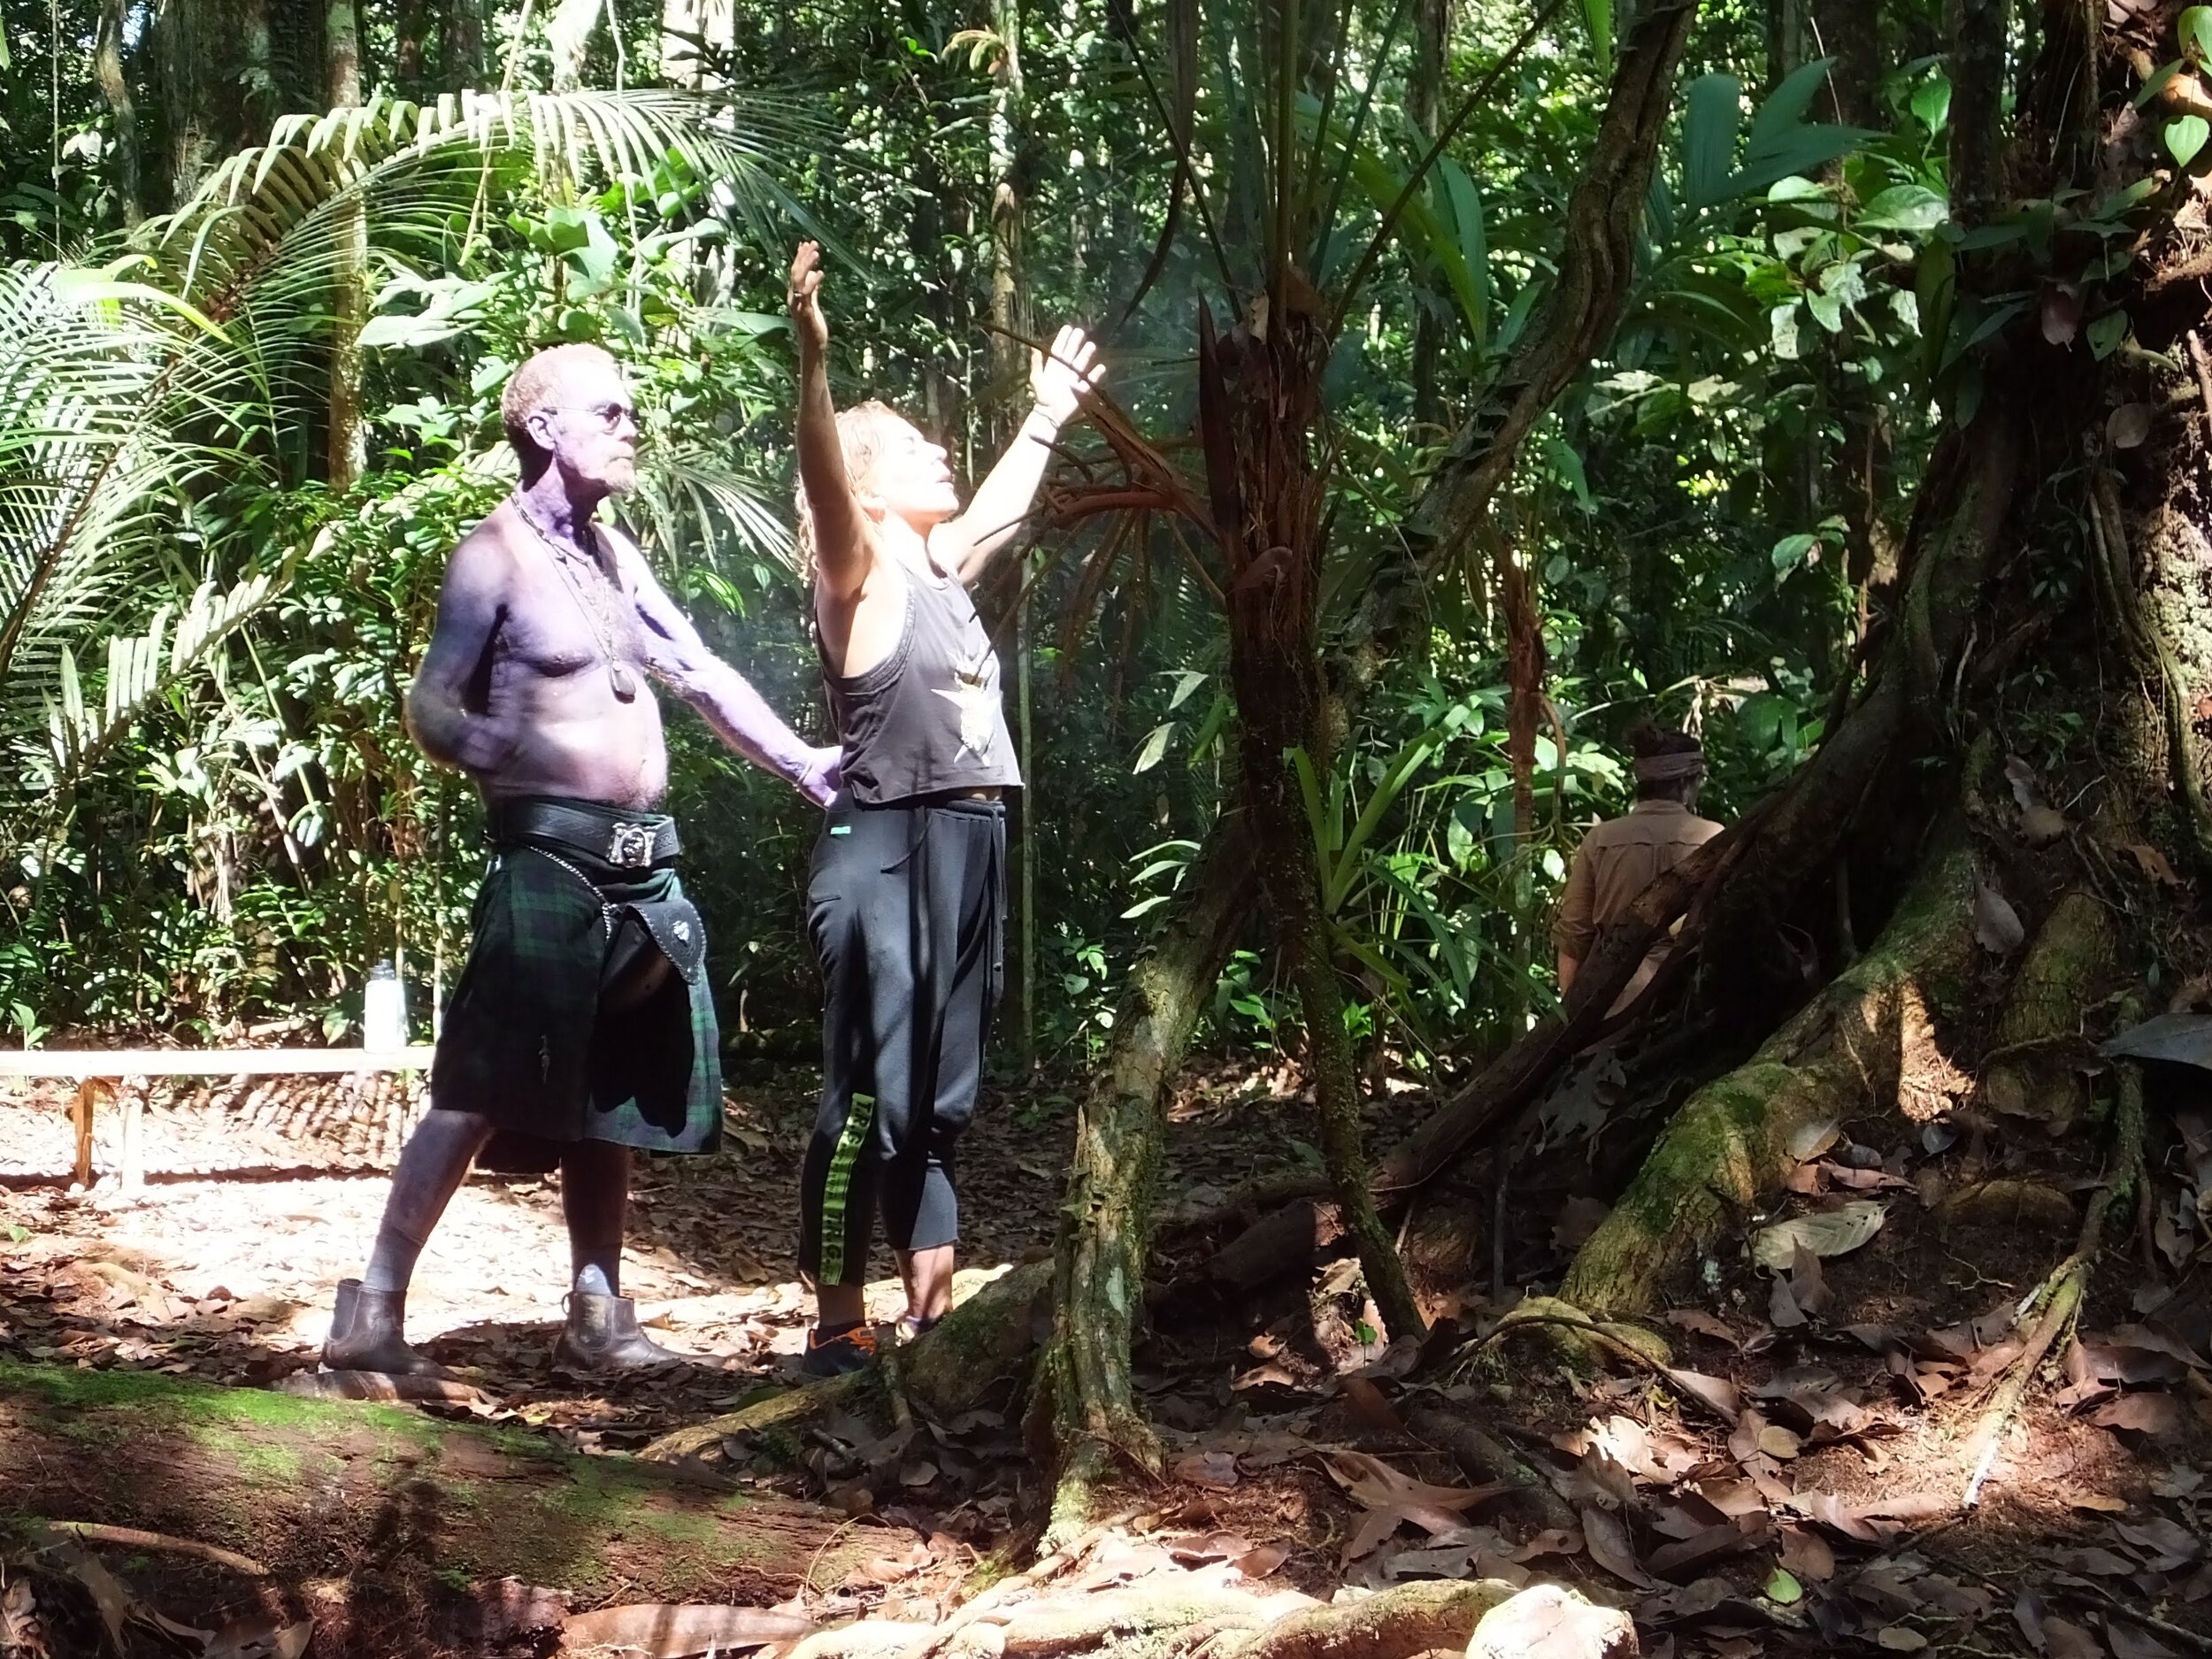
top-left (800, 1321), bottom-right (879, 1377)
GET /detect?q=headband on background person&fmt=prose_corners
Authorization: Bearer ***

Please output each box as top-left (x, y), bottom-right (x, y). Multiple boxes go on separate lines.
top-left (1632, 750), bottom-right (1706, 784)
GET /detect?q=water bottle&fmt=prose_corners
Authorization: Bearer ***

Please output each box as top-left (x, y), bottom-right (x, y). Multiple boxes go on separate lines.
top-left (363, 960), bottom-right (408, 1051)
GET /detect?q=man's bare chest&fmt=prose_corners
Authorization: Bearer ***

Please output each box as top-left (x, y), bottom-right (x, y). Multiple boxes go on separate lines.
top-left (495, 559), bottom-right (645, 683)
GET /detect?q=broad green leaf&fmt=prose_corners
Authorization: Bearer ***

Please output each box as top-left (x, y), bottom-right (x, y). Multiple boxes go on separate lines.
top-left (2185, 5), bottom-right (2212, 60)
top-left (2135, 59), bottom-right (2187, 110)
top-left (1542, 434), bottom-right (1594, 513)
top-left (1766, 1569), bottom-right (1805, 1606)
top-left (1858, 183), bottom-right (1948, 232)
top-left (1771, 533), bottom-right (1820, 576)
top-left (2167, 115), bottom-right (2209, 166)
top-left (1682, 73), bottom-right (1742, 210)
top-left (1167, 669), bottom-right (1208, 710)
top-left (1582, 0), bottom-right (1613, 72)
top-left (2088, 309), bottom-right (2130, 359)
top-left (1133, 722), bottom-right (1175, 773)
top-left (1911, 75), bottom-right (1951, 134)
top-left (1770, 301), bottom-right (1804, 359)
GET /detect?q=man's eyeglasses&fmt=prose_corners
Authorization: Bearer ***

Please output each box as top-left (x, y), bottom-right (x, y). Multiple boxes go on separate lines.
top-left (546, 402), bottom-right (637, 432)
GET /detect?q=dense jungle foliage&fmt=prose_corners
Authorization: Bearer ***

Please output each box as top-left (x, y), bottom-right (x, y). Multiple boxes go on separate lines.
top-left (7, 0), bottom-right (2196, 1138)
top-left (0, 0), bottom-right (1961, 1082)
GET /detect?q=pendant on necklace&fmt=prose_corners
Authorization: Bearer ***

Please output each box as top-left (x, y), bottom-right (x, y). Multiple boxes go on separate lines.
top-left (610, 662), bottom-right (639, 702)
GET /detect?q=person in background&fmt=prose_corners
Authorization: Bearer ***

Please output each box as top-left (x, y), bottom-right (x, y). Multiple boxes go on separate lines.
top-left (785, 241), bottom-right (1102, 1375)
top-left (1554, 724), bottom-right (1723, 1011)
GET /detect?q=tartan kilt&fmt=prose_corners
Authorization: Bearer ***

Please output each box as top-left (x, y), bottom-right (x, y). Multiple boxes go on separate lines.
top-left (431, 844), bottom-right (722, 1173)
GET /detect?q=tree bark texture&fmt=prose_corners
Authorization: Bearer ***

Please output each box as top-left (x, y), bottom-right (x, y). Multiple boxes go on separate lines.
top-left (1408, 0), bottom-right (1700, 563)
top-left (1947, 0), bottom-right (2010, 221)
top-left (1040, 810), bottom-right (1257, 1537)
top-left (326, 0), bottom-right (367, 492)
top-left (95, 0), bottom-right (143, 226)
top-left (1197, 289), bottom-right (1426, 1346)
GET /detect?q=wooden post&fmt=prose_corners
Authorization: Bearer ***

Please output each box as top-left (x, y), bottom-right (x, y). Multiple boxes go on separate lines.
top-left (119, 1077), bottom-right (146, 1192)
top-left (70, 1079), bottom-right (99, 1188)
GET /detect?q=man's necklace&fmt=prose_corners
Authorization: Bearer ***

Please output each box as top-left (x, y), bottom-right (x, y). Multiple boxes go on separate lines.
top-left (512, 494), bottom-right (640, 703)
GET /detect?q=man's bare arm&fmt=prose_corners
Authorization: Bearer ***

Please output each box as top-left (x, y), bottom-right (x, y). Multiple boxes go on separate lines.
top-left (405, 531), bottom-right (519, 773)
top-left (933, 325), bottom-right (1102, 586)
top-left (788, 242), bottom-right (873, 604)
top-left (620, 541), bottom-right (841, 806)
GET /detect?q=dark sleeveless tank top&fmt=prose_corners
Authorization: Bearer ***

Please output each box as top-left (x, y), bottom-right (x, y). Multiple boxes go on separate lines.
top-left (822, 566), bottom-right (1022, 805)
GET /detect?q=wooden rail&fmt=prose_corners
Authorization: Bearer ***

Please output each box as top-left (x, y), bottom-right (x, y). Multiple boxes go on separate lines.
top-left (0, 1048), bottom-right (435, 1191)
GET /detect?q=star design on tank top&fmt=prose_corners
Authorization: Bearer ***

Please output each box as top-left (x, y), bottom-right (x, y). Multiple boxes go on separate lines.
top-left (933, 649), bottom-right (997, 762)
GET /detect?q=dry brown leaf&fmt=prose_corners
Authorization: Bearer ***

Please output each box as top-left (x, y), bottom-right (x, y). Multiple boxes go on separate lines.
top-left (1663, 1367), bottom-right (1743, 1425)
top-left (2108, 1621), bottom-right (2185, 1659)
top-left (2045, 1617), bottom-right (2107, 1659)
top-left (1877, 1628), bottom-right (1929, 1653)
top-left (1321, 1449), bottom-right (1509, 1562)
top-left (2108, 403), bottom-right (2155, 449)
top-left (1340, 1376), bottom-right (1407, 1435)
top-left (1757, 1425), bottom-right (1802, 1460)
top-left (1663, 1310), bottom-right (1741, 1347)
top-left (1175, 1450), bottom-right (1242, 1489)
top-left (1580, 1505), bottom-right (1658, 1590)
top-left (1647, 1519), bottom-right (1765, 1581)
top-left (1751, 1202), bottom-right (1886, 1270)
top-left (1779, 1524), bottom-right (1836, 1581)
top-left (2092, 1394), bottom-right (2185, 1438)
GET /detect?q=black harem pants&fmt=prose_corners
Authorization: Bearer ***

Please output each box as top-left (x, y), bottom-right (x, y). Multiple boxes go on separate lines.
top-left (800, 790), bottom-right (1007, 1287)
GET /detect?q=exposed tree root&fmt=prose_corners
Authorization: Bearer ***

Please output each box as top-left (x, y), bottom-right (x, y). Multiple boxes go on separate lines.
top-left (1215, 1578), bottom-right (1520, 1659)
top-left (1961, 1041), bottom-right (2147, 1507)
top-left (1978, 890), bottom-right (2116, 1131)
top-left (641, 1263), bottom-right (1053, 1465)
top-left (1560, 825), bottom-right (1981, 1315)
top-left (0, 1359), bottom-right (871, 1601)
top-left (1210, 826), bottom-right (1746, 1290)
top-left (1402, 1406), bottom-right (1579, 1532)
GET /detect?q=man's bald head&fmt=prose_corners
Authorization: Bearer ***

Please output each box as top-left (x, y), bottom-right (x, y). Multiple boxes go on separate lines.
top-left (501, 343), bottom-right (638, 495)
top-left (503, 343), bottom-right (621, 459)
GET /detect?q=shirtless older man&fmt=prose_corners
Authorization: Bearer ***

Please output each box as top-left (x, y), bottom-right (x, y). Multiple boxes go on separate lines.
top-left (322, 342), bottom-right (839, 1376)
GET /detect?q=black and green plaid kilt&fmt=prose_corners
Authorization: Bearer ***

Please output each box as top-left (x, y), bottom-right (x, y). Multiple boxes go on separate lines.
top-left (432, 833), bottom-right (722, 1174)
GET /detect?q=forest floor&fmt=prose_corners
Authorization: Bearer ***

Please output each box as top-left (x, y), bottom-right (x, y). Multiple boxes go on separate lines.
top-left (1, 1052), bottom-right (2209, 1659)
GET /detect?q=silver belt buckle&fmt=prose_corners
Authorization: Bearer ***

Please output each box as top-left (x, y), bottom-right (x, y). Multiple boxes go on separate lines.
top-left (607, 822), bottom-right (655, 868)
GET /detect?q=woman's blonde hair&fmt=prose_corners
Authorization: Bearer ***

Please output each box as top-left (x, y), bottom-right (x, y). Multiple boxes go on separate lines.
top-left (794, 399), bottom-right (917, 585)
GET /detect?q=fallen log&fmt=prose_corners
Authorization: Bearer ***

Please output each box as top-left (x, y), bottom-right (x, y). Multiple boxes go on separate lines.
top-left (0, 1356), bottom-right (873, 1627)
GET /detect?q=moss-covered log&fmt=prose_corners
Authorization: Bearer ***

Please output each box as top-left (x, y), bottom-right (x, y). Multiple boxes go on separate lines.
top-left (1559, 826), bottom-right (1981, 1314)
top-left (0, 1359), bottom-right (870, 1609)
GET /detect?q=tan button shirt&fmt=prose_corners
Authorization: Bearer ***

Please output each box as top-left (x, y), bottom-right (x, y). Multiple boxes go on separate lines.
top-left (1553, 799), bottom-right (1724, 971)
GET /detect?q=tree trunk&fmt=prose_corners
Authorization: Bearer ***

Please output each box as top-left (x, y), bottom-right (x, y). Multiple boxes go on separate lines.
top-left (1560, 822), bottom-right (1980, 1313)
top-left (1038, 811), bottom-right (1257, 1540)
top-left (990, 0), bottom-right (1037, 1071)
top-left (443, 0), bottom-right (488, 88)
top-left (1409, 0), bottom-right (1701, 559)
top-left (396, 0), bottom-right (428, 92)
top-left (326, 0), bottom-right (367, 492)
top-left (1197, 281), bottom-right (1425, 1348)
top-left (0, 1359), bottom-right (870, 1609)
top-left (95, 0), bottom-right (143, 226)
top-left (1409, 0), bottom-right (1452, 431)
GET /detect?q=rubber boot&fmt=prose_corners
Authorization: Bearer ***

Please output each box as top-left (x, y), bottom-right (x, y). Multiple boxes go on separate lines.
top-left (552, 1291), bottom-right (685, 1371)
top-left (322, 1279), bottom-right (459, 1379)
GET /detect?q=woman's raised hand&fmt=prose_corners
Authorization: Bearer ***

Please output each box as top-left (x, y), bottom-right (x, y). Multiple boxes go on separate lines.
top-left (1031, 325), bottom-right (1102, 426)
top-left (787, 242), bottom-right (830, 355)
